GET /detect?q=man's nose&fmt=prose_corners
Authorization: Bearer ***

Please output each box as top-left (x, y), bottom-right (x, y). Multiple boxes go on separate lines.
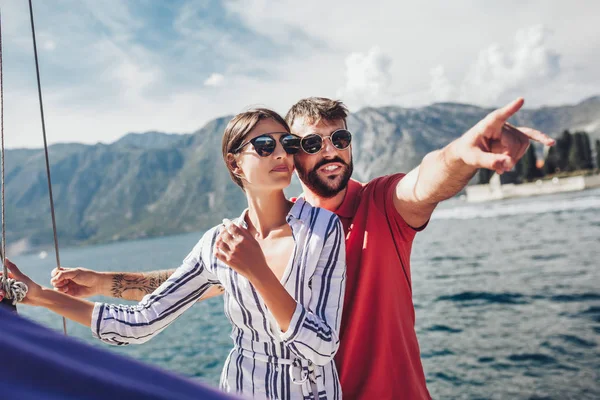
top-left (320, 137), bottom-right (337, 157)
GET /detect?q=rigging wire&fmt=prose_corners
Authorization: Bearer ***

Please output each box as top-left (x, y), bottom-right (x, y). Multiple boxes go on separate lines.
top-left (27, 0), bottom-right (67, 335)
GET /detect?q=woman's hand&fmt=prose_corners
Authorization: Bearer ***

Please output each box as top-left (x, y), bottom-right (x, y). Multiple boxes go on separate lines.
top-left (2, 259), bottom-right (96, 327)
top-left (1, 259), bottom-right (45, 306)
top-left (50, 266), bottom-right (105, 298)
top-left (214, 219), bottom-right (269, 281)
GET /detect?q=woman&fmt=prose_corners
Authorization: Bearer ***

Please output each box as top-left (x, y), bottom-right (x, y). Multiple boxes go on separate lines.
top-left (3, 108), bottom-right (346, 399)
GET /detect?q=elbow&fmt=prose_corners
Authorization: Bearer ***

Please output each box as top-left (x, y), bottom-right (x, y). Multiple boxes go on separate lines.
top-left (98, 329), bottom-right (155, 346)
top-left (96, 327), bottom-right (155, 346)
top-left (95, 309), bottom-right (161, 346)
top-left (126, 333), bottom-right (154, 345)
top-left (97, 335), bottom-right (132, 346)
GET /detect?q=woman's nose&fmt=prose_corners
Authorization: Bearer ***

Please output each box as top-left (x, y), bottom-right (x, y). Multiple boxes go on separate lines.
top-left (273, 141), bottom-right (288, 158)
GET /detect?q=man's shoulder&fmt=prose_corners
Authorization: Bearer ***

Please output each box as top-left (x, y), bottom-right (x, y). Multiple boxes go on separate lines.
top-left (359, 173), bottom-right (425, 235)
top-left (364, 173), bottom-right (406, 187)
top-left (359, 173), bottom-right (406, 199)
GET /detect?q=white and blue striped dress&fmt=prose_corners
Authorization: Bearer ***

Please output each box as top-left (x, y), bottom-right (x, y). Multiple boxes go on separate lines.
top-left (91, 198), bottom-right (346, 400)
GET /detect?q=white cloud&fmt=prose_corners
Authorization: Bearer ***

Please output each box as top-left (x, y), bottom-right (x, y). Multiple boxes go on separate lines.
top-left (2, 0), bottom-right (600, 148)
top-left (204, 73), bottom-right (225, 87)
top-left (429, 65), bottom-right (455, 102)
top-left (336, 47), bottom-right (393, 110)
top-left (111, 59), bottom-right (160, 96)
top-left (226, 0), bottom-right (600, 109)
top-left (459, 25), bottom-right (561, 105)
top-left (428, 25), bottom-right (563, 106)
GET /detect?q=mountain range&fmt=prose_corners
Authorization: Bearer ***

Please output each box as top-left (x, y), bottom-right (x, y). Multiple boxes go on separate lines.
top-left (4, 96), bottom-right (599, 254)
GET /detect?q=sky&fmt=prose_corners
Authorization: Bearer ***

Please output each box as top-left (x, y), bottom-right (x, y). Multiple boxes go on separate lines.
top-left (1, 0), bottom-right (599, 148)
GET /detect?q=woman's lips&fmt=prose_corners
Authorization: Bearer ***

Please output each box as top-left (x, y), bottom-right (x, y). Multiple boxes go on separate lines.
top-left (272, 165), bottom-right (290, 172)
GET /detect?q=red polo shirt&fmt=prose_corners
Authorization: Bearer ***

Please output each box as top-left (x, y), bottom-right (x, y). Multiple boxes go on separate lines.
top-left (333, 174), bottom-right (430, 400)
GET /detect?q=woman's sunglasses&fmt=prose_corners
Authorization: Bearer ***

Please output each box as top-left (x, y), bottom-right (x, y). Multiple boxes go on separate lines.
top-left (299, 129), bottom-right (352, 155)
top-left (233, 133), bottom-right (301, 157)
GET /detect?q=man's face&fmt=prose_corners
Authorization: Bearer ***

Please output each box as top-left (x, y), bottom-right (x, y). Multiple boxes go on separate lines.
top-left (291, 118), bottom-right (353, 198)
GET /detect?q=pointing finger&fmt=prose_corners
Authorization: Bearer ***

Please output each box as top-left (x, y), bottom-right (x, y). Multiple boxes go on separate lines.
top-left (493, 98), bottom-right (525, 122)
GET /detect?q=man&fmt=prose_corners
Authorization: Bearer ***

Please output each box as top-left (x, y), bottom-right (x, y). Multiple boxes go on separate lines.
top-left (51, 97), bottom-right (554, 399)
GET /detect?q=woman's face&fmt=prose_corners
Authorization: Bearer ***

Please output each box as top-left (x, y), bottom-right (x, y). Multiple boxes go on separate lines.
top-left (233, 119), bottom-right (295, 193)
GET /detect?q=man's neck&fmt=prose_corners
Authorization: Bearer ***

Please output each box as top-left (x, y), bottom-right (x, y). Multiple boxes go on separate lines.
top-left (301, 186), bottom-right (348, 213)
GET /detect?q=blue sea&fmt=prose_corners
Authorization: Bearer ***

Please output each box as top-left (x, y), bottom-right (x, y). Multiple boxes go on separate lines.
top-left (13, 188), bottom-right (600, 399)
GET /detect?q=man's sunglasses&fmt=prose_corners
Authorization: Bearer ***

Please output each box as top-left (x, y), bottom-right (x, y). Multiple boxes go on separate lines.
top-left (299, 129), bottom-right (352, 155)
top-left (233, 133), bottom-right (301, 157)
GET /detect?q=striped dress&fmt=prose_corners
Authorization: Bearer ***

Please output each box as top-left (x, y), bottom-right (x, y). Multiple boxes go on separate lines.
top-left (91, 198), bottom-right (346, 400)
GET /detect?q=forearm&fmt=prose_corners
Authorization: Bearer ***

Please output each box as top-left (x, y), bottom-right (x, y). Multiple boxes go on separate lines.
top-left (104, 269), bottom-right (176, 301)
top-left (38, 288), bottom-right (95, 327)
top-left (95, 260), bottom-right (218, 345)
top-left (412, 140), bottom-right (478, 204)
top-left (394, 141), bottom-right (477, 227)
top-left (248, 268), bottom-right (297, 332)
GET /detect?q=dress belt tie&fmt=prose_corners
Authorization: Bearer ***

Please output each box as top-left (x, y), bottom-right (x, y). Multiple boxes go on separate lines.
top-left (236, 347), bottom-right (324, 399)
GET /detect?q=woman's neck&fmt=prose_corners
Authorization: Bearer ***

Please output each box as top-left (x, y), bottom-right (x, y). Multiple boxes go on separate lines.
top-left (244, 189), bottom-right (292, 239)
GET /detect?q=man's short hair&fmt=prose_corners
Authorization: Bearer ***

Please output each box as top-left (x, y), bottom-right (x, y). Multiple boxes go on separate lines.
top-left (285, 97), bottom-right (349, 129)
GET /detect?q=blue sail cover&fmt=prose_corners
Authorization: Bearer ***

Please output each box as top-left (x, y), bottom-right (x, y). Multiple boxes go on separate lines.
top-left (0, 306), bottom-right (233, 399)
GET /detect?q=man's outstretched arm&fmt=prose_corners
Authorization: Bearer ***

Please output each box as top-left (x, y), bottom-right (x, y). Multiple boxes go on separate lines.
top-left (394, 98), bottom-right (555, 228)
top-left (51, 267), bottom-right (224, 301)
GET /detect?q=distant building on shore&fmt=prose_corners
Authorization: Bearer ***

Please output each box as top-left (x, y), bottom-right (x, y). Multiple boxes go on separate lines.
top-left (465, 173), bottom-right (600, 203)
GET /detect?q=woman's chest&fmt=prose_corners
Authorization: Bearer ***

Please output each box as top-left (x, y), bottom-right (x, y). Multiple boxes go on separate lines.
top-left (260, 235), bottom-right (295, 282)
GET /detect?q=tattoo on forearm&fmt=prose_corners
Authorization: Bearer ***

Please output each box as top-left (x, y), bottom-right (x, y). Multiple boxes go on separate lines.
top-left (111, 270), bottom-right (174, 299)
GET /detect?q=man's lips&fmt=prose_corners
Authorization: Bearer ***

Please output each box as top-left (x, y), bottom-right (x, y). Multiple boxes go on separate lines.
top-left (318, 163), bottom-right (344, 174)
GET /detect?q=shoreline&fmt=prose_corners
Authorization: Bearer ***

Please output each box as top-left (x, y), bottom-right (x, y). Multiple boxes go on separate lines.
top-left (465, 173), bottom-right (600, 203)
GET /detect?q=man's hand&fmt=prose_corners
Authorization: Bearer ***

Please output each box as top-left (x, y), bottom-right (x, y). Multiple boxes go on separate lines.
top-left (453, 97), bottom-right (555, 174)
top-left (50, 267), bottom-right (105, 298)
top-left (395, 98), bottom-right (555, 228)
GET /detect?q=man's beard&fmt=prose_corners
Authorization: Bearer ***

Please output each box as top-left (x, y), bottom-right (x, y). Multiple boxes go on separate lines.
top-left (295, 156), bottom-right (353, 198)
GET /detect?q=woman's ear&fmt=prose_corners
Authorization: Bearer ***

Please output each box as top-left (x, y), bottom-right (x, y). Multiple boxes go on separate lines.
top-left (227, 153), bottom-right (244, 179)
